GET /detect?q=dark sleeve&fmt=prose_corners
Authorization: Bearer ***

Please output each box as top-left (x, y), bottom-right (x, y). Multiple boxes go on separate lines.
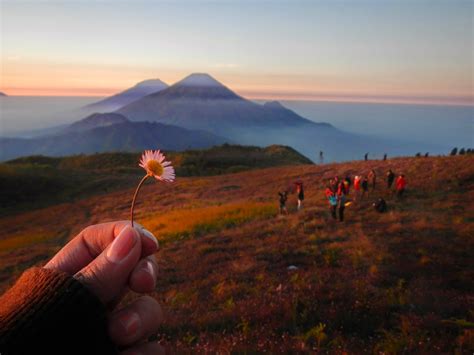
top-left (0, 267), bottom-right (117, 355)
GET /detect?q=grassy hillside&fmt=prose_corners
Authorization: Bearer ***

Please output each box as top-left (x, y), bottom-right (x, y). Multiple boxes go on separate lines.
top-left (0, 155), bottom-right (472, 353)
top-left (0, 144), bottom-right (311, 215)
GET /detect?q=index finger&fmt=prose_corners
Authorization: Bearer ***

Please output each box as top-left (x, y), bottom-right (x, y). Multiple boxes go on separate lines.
top-left (45, 221), bottom-right (158, 275)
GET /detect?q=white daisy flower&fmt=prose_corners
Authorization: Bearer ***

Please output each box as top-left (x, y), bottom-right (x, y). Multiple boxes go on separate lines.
top-left (139, 150), bottom-right (175, 182)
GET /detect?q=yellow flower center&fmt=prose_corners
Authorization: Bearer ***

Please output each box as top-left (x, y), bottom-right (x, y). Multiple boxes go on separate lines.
top-left (146, 159), bottom-right (163, 176)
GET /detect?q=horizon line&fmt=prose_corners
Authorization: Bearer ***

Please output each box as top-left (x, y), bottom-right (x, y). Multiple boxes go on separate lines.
top-left (2, 91), bottom-right (472, 107)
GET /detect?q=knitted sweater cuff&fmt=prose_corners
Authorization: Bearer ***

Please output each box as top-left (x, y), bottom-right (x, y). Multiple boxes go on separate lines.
top-left (0, 267), bottom-right (117, 355)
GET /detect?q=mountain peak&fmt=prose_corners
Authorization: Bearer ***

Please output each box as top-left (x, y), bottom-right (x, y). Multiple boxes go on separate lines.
top-left (135, 79), bottom-right (168, 88)
top-left (0, 91), bottom-right (7, 97)
top-left (176, 73), bottom-right (224, 87)
top-left (83, 79), bottom-right (168, 112)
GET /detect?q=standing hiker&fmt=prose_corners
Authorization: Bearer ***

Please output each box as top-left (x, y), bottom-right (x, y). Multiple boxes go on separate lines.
top-left (368, 169), bottom-right (377, 190)
top-left (396, 174), bottom-right (407, 198)
top-left (353, 175), bottom-right (361, 201)
top-left (337, 180), bottom-right (348, 222)
top-left (295, 182), bottom-right (304, 211)
top-left (364, 153), bottom-right (368, 161)
top-left (361, 176), bottom-right (369, 199)
top-left (386, 169), bottom-right (395, 189)
top-left (383, 153), bottom-right (387, 161)
top-left (344, 175), bottom-right (351, 195)
top-left (319, 151), bottom-right (324, 165)
top-left (326, 181), bottom-right (338, 220)
top-left (278, 191), bottom-right (289, 215)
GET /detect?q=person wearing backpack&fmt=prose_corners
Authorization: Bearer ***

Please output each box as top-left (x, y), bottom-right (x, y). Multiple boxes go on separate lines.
top-left (326, 181), bottom-right (338, 220)
top-left (278, 191), bottom-right (289, 215)
top-left (396, 174), bottom-right (407, 198)
top-left (337, 181), bottom-right (348, 222)
top-left (361, 176), bottom-right (369, 199)
top-left (344, 175), bottom-right (351, 195)
top-left (295, 182), bottom-right (304, 211)
top-left (353, 175), bottom-right (361, 201)
top-left (386, 169), bottom-right (395, 189)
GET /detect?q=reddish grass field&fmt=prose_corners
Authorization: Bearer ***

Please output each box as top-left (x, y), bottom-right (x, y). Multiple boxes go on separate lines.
top-left (1, 155), bottom-right (473, 353)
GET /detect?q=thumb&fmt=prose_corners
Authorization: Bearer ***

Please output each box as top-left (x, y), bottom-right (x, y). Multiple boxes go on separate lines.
top-left (75, 225), bottom-right (142, 303)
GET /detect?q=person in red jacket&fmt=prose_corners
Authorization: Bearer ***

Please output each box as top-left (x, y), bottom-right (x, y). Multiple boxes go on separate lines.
top-left (396, 174), bottom-right (407, 197)
top-left (353, 175), bottom-right (361, 201)
top-left (326, 180), bottom-right (338, 220)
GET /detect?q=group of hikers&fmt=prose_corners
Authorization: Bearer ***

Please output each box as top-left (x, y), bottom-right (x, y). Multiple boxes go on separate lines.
top-left (278, 168), bottom-right (407, 222)
top-left (324, 169), bottom-right (406, 222)
top-left (278, 181), bottom-right (304, 215)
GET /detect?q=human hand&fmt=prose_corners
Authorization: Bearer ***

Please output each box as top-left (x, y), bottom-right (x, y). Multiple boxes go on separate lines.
top-left (45, 221), bottom-right (164, 354)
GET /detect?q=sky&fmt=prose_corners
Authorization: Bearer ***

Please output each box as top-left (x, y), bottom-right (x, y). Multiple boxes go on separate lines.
top-left (0, 0), bottom-right (473, 105)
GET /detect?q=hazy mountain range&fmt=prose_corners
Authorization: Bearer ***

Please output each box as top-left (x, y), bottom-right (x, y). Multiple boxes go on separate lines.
top-left (0, 73), bottom-right (442, 161)
top-left (83, 79), bottom-right (168, 113)
top-left (0, 92), bottom-right (7, 97)
top-left (0, 113), bottom-right (227, 160)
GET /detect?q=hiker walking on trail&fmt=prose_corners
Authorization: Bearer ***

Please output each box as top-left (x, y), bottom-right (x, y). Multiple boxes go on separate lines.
top-left (361, 176), bottom-right (369, 199)
top-left (383, 153), bottom-right (387, 161)
top-left (319, 151), bottom-right (324, 164)
top-left (295, 182), bottom-right (304, 211)
top-left (396, 174), bottom-right (406, 198)
top-left (278, 191), bottom-right (289, 215)
top-left (337, 181), bottom-right (348, 222)
top-left (368, 169), bottom-right (377, 190)
top-left (364, 153), bottom-right (369, 161)
top-left (326, 181), bottom-right (338, 220)
top-left (386, 169), bottom-right (395, 189)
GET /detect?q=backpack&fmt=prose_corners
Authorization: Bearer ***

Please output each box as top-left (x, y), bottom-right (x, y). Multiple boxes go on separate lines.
top-left (373, 198), bottom-right (387, 213)
top-left (329, 195), bottom-right (338, 206)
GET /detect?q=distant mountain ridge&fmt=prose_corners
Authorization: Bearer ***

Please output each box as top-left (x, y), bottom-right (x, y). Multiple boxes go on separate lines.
top-left (0, 92), bottom-right (7, 97)
top-left (2, 73), bottom-right (443, 162)
top-left (83, 79), bottom-right (168, 112)
top-left (63, 112), bottom-right (129, 133)
top-left (0, 116), bottom-right (228, 161)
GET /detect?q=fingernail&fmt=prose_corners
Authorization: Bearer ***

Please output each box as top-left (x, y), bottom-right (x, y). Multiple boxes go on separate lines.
top-left (107, 226), bottom-right (138, 263)
top-left (140, 227), bottom-right (159, 249)
top-left (146, 260), bottom-right (155, 276)
top-left (144, 260), bottom-right (156, 287)
top-left (118, 311), bottom-right (141, 337)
